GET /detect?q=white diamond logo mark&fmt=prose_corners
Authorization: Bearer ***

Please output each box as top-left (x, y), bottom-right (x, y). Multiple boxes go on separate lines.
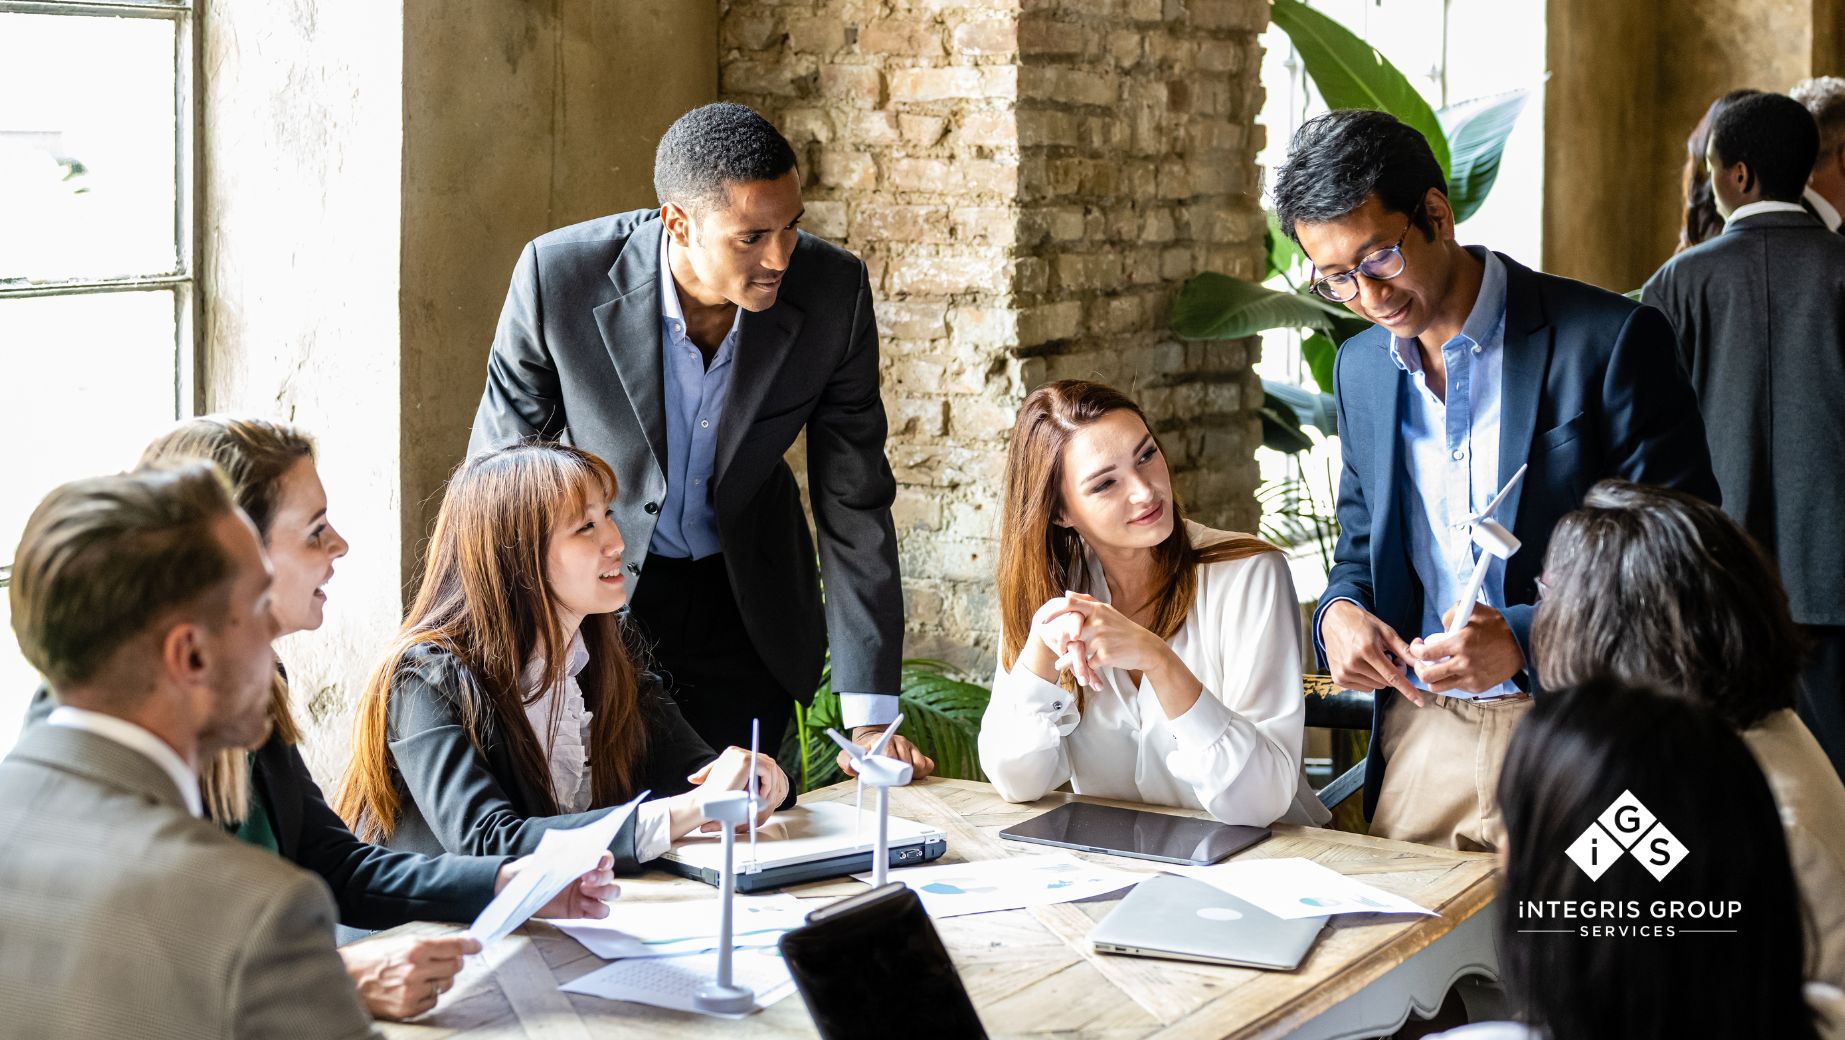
top-left (1631, 821), bottom-right (1689, 880)
top-left (1597, 789), bottom-right (1655, 850)
top-left (1565, 823), bottom-right (1622, 880)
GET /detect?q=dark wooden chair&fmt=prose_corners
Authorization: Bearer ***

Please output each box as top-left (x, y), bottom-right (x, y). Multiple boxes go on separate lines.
top-left (1303, 674), bottom-right (1373, 813)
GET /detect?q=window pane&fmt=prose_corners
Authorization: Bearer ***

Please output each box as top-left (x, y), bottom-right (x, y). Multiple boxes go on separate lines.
top-left (0, 592), bottom-right (42, 759)
top-left (0, 13), bottom-right (179, 283)
top-left (0, 291), bottom-right (179, 565)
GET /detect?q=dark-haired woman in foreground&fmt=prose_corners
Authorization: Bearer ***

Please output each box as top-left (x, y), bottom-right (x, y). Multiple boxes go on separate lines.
top-left (1432, 681), bottom-right (1843, 1039)
top-left (337, 442), bottom-right (788, 866)
top-left (1532, 479), bottom-right (1845, 986)
top-left (978, 380), bottom-right (1326, 826)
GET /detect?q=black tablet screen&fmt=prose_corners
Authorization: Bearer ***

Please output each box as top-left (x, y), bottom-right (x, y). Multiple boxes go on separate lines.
top-left (997, 801), bottom-right (1270, 865)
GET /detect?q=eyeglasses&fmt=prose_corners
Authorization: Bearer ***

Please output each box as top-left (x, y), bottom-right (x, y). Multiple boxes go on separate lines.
top-left (1308, 220), bottom-right (1413, 303)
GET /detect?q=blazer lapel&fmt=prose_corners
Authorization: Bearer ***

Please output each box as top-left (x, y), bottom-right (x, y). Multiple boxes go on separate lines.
top-left (595, 219), bottom-right (669, 475)
top-left (1495, 253), bottom-right (1552, 536)
top-left (713, 299), bottom-right (806, 488)
top-left (1365, 338), bottom-right (1409, 622)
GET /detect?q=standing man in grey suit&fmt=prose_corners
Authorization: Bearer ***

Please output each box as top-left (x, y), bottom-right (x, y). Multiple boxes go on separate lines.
top-left (0, 463), bottom-right (378, 1039)
top-left (470, 102), bottom-right (932, 778)
top-left (1644, 91), bottom-right (1845, 779)
top-left (1791, 76), bottom-right (1845, 235)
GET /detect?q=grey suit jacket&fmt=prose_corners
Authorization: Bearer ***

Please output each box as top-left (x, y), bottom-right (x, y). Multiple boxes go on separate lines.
top-left (468, 210), bottom-right (903, 701)
top-left (0, 724), bottom-right (375, 1040)
top-left (1643, 210), bottom-right (1845, 625)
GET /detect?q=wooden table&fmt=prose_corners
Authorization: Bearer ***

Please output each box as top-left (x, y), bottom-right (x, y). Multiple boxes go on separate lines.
top-left (377, 778), bottom-right (1499, 1040)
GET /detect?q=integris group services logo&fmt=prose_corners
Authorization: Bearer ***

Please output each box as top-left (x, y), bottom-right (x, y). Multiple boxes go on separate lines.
top-left (1564, 789), bottom-right (1688, 881)
top-left (1515, 789), bottom-right (1742, 938)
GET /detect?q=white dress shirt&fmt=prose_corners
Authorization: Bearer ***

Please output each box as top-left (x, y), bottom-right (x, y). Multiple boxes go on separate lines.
top-left (46, 705), bottom-right (203, 818)
top-left (979, 523), bottom-right (1330, 827)
top-left (524, 632), bottom-right (675, 860)
top-left (1725, 199), bottom-right (1811, 226)
top-left (1804, 186), bottom-right (1842, 232)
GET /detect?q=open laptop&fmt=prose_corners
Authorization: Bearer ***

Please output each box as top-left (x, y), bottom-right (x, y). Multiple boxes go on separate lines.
top-left (1090, 874), bottom-right (1325, 970)
top-left (659, 800), bottom-right (947, 893)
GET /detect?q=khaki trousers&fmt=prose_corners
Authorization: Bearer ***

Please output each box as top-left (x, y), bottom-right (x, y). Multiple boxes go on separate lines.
top-left (1370, 692), bottom-right (1533, 852)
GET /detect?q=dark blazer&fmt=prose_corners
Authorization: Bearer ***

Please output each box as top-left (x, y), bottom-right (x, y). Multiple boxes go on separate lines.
top-left (1642, 210), bottom-right (1845, 626)
top-left (378, 642), bottom-right (719, 872)
top-left (467, 210), bottom-right (903, 701)
top-left (25, 686), bottom-right (504, 930)
top-left (1314, 253), bottom-right (1720, 816)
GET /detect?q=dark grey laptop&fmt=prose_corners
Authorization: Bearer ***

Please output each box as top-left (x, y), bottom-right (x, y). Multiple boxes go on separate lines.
top-left (1090, 874), bottom-right (1325, 970)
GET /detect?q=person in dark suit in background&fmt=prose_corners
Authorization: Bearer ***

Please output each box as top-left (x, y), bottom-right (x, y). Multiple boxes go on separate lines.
top-left (468, 102), bottom-right (932, 780)
top-left (1274, 110), bottom-right (1718, 851)
top-left (1791, 77), bottom-right (1845, 234)
top-left (1642, 91), bottom-right (1845, 780)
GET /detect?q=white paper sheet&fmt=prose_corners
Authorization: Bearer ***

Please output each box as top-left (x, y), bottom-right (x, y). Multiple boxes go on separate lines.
top-left (859, 852), bottom-right (1143, 918)
top-left (552, 892), bottom-right (810, 959)
top-left (464, 792), bottom-right (647, 947)
top-left (559, 949), bottom-right (797, 1018)
top-left (1174, 857), bottom-right (1435, 919)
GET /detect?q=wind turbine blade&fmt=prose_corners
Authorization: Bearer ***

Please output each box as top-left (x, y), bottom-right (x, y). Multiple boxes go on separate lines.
top-left (867, 713), bottom-right (904, 758)
top-left (1479, 463), bottom-right (1528, 520)
top-left (823, 727), bottom-right (867, 761)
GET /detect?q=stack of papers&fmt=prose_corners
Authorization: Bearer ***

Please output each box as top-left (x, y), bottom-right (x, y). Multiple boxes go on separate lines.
top-left (561, 949), bottom-right (797, 1019)
top-left (551, 892), bottom-right (809, 959)
top-left (1174, 857), bottom-right (1435, 919)
top-left (860, 852), bottom-right (1144, 918)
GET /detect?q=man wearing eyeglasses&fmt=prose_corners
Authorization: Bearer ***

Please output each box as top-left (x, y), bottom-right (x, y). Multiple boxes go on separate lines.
top-left (1275, 110), bottom-right (1719, 851)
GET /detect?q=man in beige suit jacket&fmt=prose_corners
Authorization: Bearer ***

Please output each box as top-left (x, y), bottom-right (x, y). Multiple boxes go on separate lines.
top-left (0, 462), bottom-right (376, 1040)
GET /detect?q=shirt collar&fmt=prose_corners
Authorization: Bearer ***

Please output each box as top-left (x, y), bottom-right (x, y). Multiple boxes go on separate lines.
top-left (659, 233), bottom-right (743, 349)
top-left (1803, 186), bottom-right (1843, 232)
top-left (45, 705), bottom-right (204, 818)
top-left (1386, 245), bottom-right (1505, 372)
top-left (1725, 200), bottom-right (1811, 226)
top-left (522, 628), bottom-right (591, 692)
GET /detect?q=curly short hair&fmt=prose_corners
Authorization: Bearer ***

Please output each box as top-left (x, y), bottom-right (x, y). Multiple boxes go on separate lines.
top-left (1271, 109), bottom-right (1446, 242)
top-left (653, 102), bottom-right (798, 216)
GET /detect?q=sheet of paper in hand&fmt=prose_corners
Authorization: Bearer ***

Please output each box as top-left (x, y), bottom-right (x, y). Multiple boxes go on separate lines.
top-left (464, 791), bottom-right (648, 947)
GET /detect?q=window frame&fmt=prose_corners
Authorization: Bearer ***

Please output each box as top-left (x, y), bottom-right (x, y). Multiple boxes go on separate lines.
top-left (0, 0), bottom-right (198, 587)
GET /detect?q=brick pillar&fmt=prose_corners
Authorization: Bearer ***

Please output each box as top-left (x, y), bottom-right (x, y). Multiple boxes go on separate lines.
top-left (721, 0), bottom-right (1270, 673)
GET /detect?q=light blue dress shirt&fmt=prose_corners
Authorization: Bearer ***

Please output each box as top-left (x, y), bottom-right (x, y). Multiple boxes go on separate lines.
top-left (1390, 246), bottom-right (1520, 699)
top-left (652, 233), bottom-right (741, 560)
top-left (653, 234), bottom-right (897, 727)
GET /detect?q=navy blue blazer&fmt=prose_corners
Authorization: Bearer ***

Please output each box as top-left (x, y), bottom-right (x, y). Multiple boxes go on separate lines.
top-left (1312, 253), bottom-right (1720, 817)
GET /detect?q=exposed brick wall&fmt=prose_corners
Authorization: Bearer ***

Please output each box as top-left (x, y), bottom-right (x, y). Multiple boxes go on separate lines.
top-left (720, 0), bottom-right (1270, 675)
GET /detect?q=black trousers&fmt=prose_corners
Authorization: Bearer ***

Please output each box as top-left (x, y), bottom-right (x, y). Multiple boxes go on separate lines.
top-left (1798, 625), bottom-right (1845, 781)
top-left (627, 553), bottom-right (796, 760)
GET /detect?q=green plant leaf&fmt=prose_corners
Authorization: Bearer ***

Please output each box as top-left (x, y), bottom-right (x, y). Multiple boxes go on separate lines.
top-left (1173, 272), bottom-right (1353, 340)
top-left (1260, 389), bottom-right (1316, 455)
top-left (1438, 89), bottom-right (1529, 224)
top-left (1300, 331), bottom-right (1337, 394)
top-left (1270, 0), bottom-right (1450, 177)
top-left (1265, 208), bottom-right (1305, 281)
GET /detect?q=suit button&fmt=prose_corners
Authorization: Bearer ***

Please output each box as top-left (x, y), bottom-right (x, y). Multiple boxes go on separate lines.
top-left (644, 501), bottom-right (659, 514)
top-left (627, 562), bottom-right (640, 575)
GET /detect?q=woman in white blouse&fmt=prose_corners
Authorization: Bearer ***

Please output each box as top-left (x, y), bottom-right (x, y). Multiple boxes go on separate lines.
top-left (979, 380), bottom-right (1328, 827)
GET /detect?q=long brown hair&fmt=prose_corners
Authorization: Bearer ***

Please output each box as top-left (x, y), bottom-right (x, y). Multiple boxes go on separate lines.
top-left (139, 416), bottom-right (312, 824)
top-left (996, 381), bottom-right (1276, 710)
top-left (337, 443), bottom-right (650, 841)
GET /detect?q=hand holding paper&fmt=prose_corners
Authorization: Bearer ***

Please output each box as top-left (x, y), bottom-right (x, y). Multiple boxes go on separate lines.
top-left (464, 791), bottom-right (648, 948)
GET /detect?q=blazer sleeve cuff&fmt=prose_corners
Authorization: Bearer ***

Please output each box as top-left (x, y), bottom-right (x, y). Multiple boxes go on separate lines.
top-left (1311, 596), bottom-right (1365, 670)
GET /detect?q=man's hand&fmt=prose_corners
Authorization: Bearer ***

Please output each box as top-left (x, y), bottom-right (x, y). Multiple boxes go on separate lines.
top-left (339, 934), bottom-right (479, 1021)
top-left (496, 850), bottom-right (620, 921)
top-left (1408, 604), bottom-right (1524, 694)
top-left (839, 724), bottom-right (936, 779)
top-left (1320, 599), bottom-right (1425, 707)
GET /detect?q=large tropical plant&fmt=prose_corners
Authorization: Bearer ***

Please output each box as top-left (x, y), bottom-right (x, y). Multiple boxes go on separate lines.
top-left (778, 657), bottom-right (991, 794)
top-left (1173, 0), bottom-right (1531, 450)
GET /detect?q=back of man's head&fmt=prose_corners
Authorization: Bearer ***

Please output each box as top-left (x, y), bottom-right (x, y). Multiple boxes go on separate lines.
top-left (653, 102), bottom-right (798, 218)
top-left (10, 462), bottom-right (238, 703)
top-left (1709, 92), bottom-right (1820, 202)
top-left (1791, 77), bottom-right (1845, 166)
top-left (1272, 109), bottom-right (1448, 242)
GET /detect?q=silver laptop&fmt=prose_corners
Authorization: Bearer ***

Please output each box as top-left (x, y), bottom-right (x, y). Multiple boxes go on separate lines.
top-left (1090, 873), bottom-right (1325, 970)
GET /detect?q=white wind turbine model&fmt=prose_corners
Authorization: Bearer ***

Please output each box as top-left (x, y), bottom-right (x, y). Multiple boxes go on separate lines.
top-left (1444, 464), bottom-right (1528, 638)
top-left (825, 714), bottom-right (913, 888)
top-left (692, 718), bottom-right (764, 1015)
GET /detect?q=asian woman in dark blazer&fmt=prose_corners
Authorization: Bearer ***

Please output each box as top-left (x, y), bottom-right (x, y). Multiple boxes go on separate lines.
top-left (336, 443), bottom-right (789, 872)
